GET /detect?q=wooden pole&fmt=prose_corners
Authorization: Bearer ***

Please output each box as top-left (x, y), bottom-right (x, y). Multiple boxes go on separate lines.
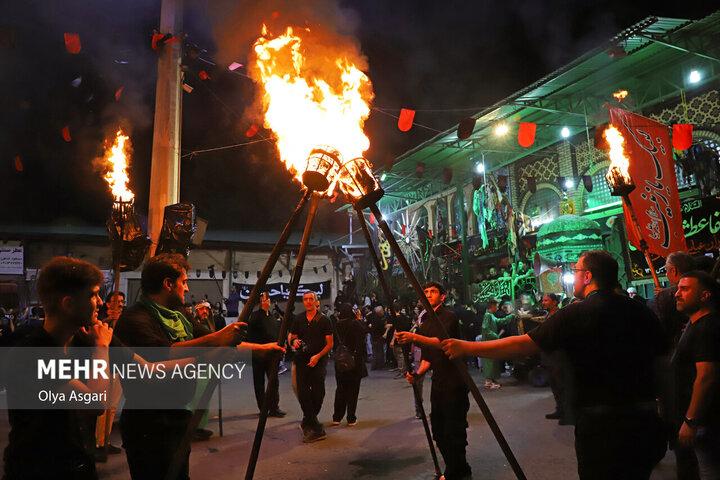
top-left (622, 195), bottom-right (661, 288)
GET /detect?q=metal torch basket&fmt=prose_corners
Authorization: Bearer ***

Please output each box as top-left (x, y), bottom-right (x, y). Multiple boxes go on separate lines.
top-left (338, 157), bottom-right (384, 209)
top-left (302, 146), bottom-right (343, 192)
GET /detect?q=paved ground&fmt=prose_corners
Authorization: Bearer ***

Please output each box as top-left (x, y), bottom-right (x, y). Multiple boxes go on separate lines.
top-left (1, 363), bottom-right (678, 479)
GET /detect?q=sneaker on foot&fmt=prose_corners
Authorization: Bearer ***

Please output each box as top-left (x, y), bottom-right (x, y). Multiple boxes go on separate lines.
top-left (347, 420), bottom-right (357, 426)
top-left (268, 409), bottom-right (287, 418)
top-left (331, 420), bottom-right (341, 425)
top-left (303, 430), bottom-right (327, 443)
top-left (545, 410), bottom-right (562, 420)
top-left (278, 366), bottom-right (288, 374)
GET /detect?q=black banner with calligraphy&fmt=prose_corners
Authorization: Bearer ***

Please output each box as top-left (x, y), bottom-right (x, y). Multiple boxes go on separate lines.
top-left (233, 281), bottom-right (331, 302)
top-left (681, 195), bottom-right (720, 255)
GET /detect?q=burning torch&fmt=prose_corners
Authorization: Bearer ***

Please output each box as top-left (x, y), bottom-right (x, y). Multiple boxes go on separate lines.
top-left (604, 126), bottom-right (661, 288)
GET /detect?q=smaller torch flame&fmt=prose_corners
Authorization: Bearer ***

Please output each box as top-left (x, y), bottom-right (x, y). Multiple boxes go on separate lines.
top-left (104, 129), bottom-right (134, 202)
top-left (604, 125), bottom-right (633, 193)
top-left (612, 89), bottom-right (628, 102)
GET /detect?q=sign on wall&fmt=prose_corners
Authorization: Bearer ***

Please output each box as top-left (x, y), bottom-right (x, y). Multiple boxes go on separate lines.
top-left (234, 280), bottom-right (331, 302)
top-left (0, 246), bottom-right (23, 275)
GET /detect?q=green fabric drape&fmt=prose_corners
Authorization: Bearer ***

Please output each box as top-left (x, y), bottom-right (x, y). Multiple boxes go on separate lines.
top-left (138, 294), bottom-right (195, 342)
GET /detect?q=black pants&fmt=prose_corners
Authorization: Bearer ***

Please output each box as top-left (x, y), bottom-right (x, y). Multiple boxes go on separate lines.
top-left (574, 410), bottom-right (667, 480)
top-left (252, 356), bottom-right (280, 412)
top-left (295, 359), bottom-right (327, 431)
top-left (120, 410), bottom-right (191, 480)
top-left (333, 370), bottom-right (362, 423)
top-left (430, 383), bottom-right (471, 480)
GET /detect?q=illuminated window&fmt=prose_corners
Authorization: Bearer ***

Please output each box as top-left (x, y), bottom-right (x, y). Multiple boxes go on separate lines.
top-left (524, 188), bottom-right (561, 227)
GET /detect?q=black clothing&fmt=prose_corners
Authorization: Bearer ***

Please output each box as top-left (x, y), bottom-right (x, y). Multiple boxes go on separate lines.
top-left (114, 303), bottom-right (211, 480)
top-left (290, 312), bottom-right (332, 432)
top-left (417, 305), bottom-right (470, 480)
top-left (528, 290), bottom-right (668, 479)
top-left (367, 312), bottom-right (386, 340)
top-left (247, 309), bottom-right (281, 412)
top-left (672, 312), bottom-right (720, 428)
top-left (3, 328), bottom-right (97, 480)
top-left (652, 285), bottom-right (687, 346)
top-left (333, 318), bottom-right (367, 423)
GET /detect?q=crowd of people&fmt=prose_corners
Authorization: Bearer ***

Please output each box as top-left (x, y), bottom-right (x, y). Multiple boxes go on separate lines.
top-left (1, 248), bottom-right (719, 480)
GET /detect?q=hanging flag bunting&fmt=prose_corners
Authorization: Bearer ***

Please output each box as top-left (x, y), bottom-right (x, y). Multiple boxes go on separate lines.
top-left (526, 176), bottom-right (536, 193)
top-left (672, 124), bottom-right (693, 151)
top-left (443, 167), bottom-right (453, 184)
top-left (115, 87), bottom-right (124, 101)
top-left (582, 175), bottom-right (593, 192)
top-left (198, 70), bottom-right (210, 80)
top-left (497, 175), bottom-right (507, 192)
top-left (608, 106), bottom-right (687, 257)
top-left (401, 224), bottom-right (406, 235)
top-left (518, 122), bottom-right (536, 147)
top-left (457, 117), bottom-right (476, 140)
top-left (182, 83), bottom-right (193, 93)
top-left (398, 108), bottom-right (415, 132)
top-left (368, 213), bottom-right (375, 225)
top-left (472, 174), bottom-right (483, 190)
top-left (64, 33), bottom-right (81, 54)
top-left (62, 126), bottom-right (71, 142)
top-left (13, 156), bottom-right (23, 172)
top-left (228, 62), bottom-right (243, 71)
top-left (415, 161), bottom-right (425, 179)
top-left (246, 124), bottom-right (259, 138)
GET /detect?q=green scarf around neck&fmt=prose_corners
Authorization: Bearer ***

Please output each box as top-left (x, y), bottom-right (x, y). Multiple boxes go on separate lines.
top-left (138, 294), bottom-right (195, 342)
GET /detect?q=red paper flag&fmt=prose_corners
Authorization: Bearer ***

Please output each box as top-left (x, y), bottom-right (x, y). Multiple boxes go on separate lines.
top-left (115, 87), bottom-right (124, 101)
top-left (151, 33), bottom-right (166, 50)
top-left (401, 224), bottom-right (406, 235)
top-left (369, 213), bottom-right (375, 225)
top-left (64, 33), bottom-right (81, 54)
top-left (398, 108), bottom-right (415, 132)
top-left (246, 124), bottom-right (259, 138)
top-left (672, 124), bottom-right (693, 151)
top-left (13, 156), bottom-right (23, 172)
top-left (518, 122), bottom-right (536, 147)
top-left (198, 70), bottom-right (210, 80)
top-left (609, 106), bottom-right (686, 257)
top-left (457, 117), bottom-right (476, 140)
top-left (62, 126), bottom-right (71, 142)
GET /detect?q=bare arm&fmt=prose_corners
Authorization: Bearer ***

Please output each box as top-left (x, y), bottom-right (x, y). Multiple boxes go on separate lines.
top-left (396, 331), bottom-right (441, 349)
top-left (679, 361), bottom-right (719, 448)
top-left (169, 322), bottom-right (245, 351)
top-left (441, 334), bottom-right (540, 359)
top-left (308, 334), bottom-right (333, 367)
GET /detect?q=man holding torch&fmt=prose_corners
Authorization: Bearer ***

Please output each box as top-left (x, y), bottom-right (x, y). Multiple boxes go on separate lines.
top-left (441, 251), bottom-right (668, 479)
top-left (114, 254), bottom-right (283, 479)
top-left (396, 281), bottom-right (472, 480)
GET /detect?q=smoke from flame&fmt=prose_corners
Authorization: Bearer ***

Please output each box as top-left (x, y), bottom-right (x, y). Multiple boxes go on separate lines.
top-left (604, 125), bottom-right (632, 186)
top-left (103, 129), bottom-right (134, 202)
top-left (249, 25), bottom-right (374, 194)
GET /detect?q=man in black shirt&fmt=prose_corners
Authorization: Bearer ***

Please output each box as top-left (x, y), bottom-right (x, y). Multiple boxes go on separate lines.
top-left (288, 291), bottom-right (333, 443)
top-left (652, 251), bottom-right (694, 346)
top-left (442, 250), bottom-right (668, 480)
top-left (114, 254), bottom-right (281, 479)
top-left (397, 282), bottom-right (470, 480)
top-left (247, 292), bottom-right (285, 417)
top-left (3, 257), bottom-right (113, 480)
top-left (673, 271), bottom-right (720, 478)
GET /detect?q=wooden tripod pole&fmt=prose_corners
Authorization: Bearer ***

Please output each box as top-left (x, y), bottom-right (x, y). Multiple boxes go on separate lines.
top-left (245, 193), bottom-right (321, 480)
top-left (369, 203), bottom-right (527, 480)
top-left (165, 190), bottom-right (313, 480)
top-left (355, 208), bottom-right (442, 478)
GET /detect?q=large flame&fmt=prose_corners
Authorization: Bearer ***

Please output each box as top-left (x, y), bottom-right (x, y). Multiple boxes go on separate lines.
top-left (251, 26), bottom-right (373, 194)
top-left (603, 125), bottom-right (632, 187)
top-left (103, 129), bottom-right (134, 202)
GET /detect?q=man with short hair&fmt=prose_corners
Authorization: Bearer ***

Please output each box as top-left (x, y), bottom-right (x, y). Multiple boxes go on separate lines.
top-left (442, 251), bottom-right (668, 480)
top-left (3, 256), bottom-right (113, 480)
top-left (540, 293), bottom-right (567, 422)
top-left (653, 251), bottom-right (695, 346)
top-left (397, 282), bottom-right (471, 480)
top-left (224, 285), bottom-right (241, 317)
top-left (248, 292), bottom-right (285, 417)
top-left (288, 291), bottom-right (333, 443)
top-left (673, 271), bottom-right (720, 479)
top-left (115, 254), bottom-right (281, 479)
top-left (367, 305), bottom-right (387, 370)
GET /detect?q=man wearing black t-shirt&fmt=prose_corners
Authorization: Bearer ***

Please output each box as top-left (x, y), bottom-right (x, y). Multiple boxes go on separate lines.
top-left (397, 282), bottom-right (471, 480)
top-left (442, 250), bottom-right (668, 480)
top-left (247, 292), bottom-right (285, 417)
top-left (3, 257), bottom-right (113, 480)
top-left (114, 254), bottom-right (282, 479)
top-left (288, 291), bottom-right (333, 443)
top-left (673, 271), bottom-right (720, 479)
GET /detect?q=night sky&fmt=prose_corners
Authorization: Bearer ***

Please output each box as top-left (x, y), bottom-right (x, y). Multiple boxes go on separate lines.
top-left (0, 1), bottom-right (715, 234)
